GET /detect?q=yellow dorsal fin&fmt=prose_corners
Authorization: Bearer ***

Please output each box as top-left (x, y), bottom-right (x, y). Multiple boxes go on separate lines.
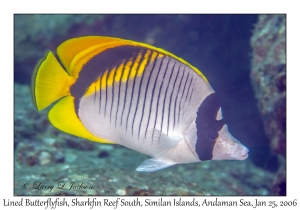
top-left (57, 36), bottom-right (124, 72)
top-left (57, 36), bottom-right (208, 82)
top-left (48, 95), bottom-right (114, 144)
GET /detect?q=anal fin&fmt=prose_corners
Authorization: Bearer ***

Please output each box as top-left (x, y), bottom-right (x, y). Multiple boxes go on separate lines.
top-left (136, 158), bottom-right (175, 172)
top-left (49, 95), bottom-right (113, 144)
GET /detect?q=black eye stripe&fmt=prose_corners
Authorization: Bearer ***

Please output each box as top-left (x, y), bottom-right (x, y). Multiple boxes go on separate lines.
top-left (195, 93), bottom-right (225, 161)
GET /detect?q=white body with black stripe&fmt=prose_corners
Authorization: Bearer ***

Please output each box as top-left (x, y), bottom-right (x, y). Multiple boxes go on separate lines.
top-left (32, 36), bottom-right (249, 172)
top-left (79, 55), bottom-right (212, 171)
top-left (78, 48), bottom-right (248, 172)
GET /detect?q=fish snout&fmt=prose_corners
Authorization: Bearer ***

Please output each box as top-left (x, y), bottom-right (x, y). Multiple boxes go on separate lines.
top-left (212, 125), bottom-right (249, 161)
top-left (232, 143), bottom-right (249, 160)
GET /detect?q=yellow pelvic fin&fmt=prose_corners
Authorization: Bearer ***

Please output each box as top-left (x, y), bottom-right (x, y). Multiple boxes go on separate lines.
top-left (57, 36), bottom-right (208, 82)
top-left (48, 96), bottom-right (114, 144)
top-left (31, 51), bottom-right (75, 111)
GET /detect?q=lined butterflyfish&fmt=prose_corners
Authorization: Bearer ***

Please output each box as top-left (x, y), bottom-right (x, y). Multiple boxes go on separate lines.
top-left (31, 36), bottom-right (249, 172)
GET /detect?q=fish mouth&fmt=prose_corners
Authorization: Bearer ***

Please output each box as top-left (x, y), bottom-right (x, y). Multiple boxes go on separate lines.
top-left (237, 153), bottom-right (248, 160)
top-left (235, 144), bottom-right (249, 160)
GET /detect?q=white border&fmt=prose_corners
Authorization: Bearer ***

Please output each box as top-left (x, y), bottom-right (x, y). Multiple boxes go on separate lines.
top-left (2, 0), bottom-right (299, 209)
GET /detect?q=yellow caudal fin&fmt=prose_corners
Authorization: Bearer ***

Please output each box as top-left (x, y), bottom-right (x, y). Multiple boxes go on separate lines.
top-left (31, 51), bottom-right (75, 111)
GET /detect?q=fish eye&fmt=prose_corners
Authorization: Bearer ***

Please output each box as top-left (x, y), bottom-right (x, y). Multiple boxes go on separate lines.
top-left (205, 128), bottom-right (218, 141)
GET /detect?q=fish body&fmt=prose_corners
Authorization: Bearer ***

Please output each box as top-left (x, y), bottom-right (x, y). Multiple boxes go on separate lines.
top-left (32, 36), bottom-right (249, 172)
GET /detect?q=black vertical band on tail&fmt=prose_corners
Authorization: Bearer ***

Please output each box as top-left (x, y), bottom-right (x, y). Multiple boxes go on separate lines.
top-left (195, 93), bottom-right (225, 161)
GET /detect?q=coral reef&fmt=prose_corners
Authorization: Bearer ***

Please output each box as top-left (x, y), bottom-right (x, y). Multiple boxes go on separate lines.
top-left (250, 14), bottom-right (286, 195)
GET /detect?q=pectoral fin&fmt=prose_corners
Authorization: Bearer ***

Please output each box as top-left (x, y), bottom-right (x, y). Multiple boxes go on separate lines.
top-left (145, 129), bottom-right (182, 157)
